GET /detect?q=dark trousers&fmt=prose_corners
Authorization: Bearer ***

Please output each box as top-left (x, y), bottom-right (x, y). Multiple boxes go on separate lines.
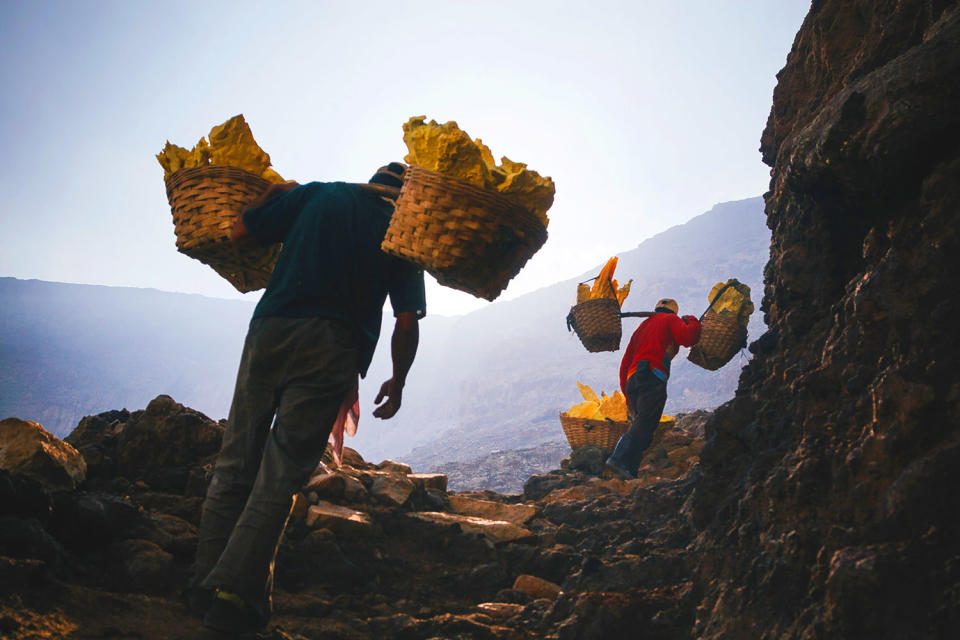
top-left (192, 316), bottom-right (358, 621)
top-left (607, 365), bottom-right (668, 476)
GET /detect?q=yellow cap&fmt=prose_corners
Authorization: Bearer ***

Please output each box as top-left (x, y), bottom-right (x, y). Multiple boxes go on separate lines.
top-left (655, 298), bottom-right (679, 314)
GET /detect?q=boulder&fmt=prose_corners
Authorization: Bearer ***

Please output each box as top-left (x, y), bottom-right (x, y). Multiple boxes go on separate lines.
top-left (0, 418), bottom-right (86, 490)
top-left (305, 472), bottom-right (346, 501)
top-left (448, 495), bottom-right (540, 525)
top-left (369, 473), bottom-right (415, 506)
top-left (476, 602), bottom-right (524, 619)
top-left (562, 445), bottom-right (608, 476)
top-left (410, 512), bottom-right (535, 544)
top-left (305, 501), bottom-right (373, 537)
top-left (376, 460), bottom-right (412, 475)
top-left (291, 492), bottom-right (309, 519)
top-left (108, 539), bottom-right (177, 593)
top-left (408, 473), bottom-right (448, 492)
top-left (512, 574), bottom-right (562, 600)
top-left (115, 396), bottom-right (223, 492)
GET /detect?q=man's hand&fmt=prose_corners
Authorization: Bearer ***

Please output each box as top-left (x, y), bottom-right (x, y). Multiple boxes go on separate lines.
top-left (373, 378), bottom-right (404, 419)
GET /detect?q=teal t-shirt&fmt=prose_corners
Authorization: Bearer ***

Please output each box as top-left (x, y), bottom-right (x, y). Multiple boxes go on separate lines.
top-left (242, 181), bottom-right (426, 376)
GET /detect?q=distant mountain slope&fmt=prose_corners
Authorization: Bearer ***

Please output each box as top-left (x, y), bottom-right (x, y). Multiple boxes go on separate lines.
top-left (0, 279), bottom-right (254, 435)
top-left (0, 196), bottom-right (769, 472)
top-left (357, 196), bottom-right (770, 468)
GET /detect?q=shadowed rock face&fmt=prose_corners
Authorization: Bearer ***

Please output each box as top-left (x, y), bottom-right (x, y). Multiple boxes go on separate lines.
top-left (689, 1), bottom-right (960, 637)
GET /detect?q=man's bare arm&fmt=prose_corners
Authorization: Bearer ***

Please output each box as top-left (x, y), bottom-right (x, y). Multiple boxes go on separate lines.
top-left (230, 181), bottom-right (300, 246)
top-left (373, 311), bottom-right (420, 419)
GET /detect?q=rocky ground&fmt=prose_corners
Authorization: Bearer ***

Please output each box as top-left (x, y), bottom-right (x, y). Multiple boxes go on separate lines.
top-left (0, 396), bottom-right (708, 640)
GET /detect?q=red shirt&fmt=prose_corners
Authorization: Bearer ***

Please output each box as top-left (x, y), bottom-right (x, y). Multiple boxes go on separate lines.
top-left (619, 312), bottom-right (701, 391)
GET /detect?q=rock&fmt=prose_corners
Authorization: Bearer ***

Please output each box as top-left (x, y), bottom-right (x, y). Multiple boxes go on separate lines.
top-left (108, 539), bottom-right (176, 593)
top-left (410, 512), bottom-right (535, 544)
top-left (376, 460), bottom-right (412, 475)
top-left (477, 602), bottom-right (524, 619)
top-left (304, 472), bottom-right (346, 501)
top-left (0, 418), bottom-right (86, 490)
top-left (114, 396), bottom-right (222, 493)
top-left (0, 470), bottom-right (53, 522)
top-left (290, 492), bottom-right (309, 519)
top-left (340, 447), bottom-right (368, 469)
top-left (0, 556), bottom-right (48, 593)
top-left (448, 495), bottom-right (540, 525)
top-left (0, 516), bottom-right (64, 567)
top-left (341, 474), bottom-right (368, 503)
top-left (369, 473), bottom-right (414, 506)
top-left (305, 501), bottom-right (373, 537)
top-left (562, 446), bottom-right (608, 476)
top-left (50, 492), bottom-right (141, 551)
top-left (408, 473), bottom-right (448, 492)
top-left (512, 574), bottom-right (562, 600)
top-left (523, 472), bottom-right (577, 501)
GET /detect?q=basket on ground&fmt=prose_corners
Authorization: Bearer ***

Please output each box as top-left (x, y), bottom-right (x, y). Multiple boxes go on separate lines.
top-left (687, 311), bottom-right (747, 370)
top-left (381, 165), bottom-right (548, 301)
top-left (165, 165), bottom-right (280, 293)
top-left (559, 413), bottom-right (629, 451)
top-left (567, 297), bottom-right (622, 352)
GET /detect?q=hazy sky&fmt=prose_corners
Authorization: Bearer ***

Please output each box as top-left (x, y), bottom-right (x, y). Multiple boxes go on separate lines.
top-left (0, 0), bottom-right (809, 316)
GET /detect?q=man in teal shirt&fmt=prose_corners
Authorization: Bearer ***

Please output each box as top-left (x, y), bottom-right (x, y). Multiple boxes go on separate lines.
top-left (190, 163), bottom-right (425, 637)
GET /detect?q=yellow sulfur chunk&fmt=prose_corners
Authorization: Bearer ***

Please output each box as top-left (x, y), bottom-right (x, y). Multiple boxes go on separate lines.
top-left (157, 114), bottom-right (285, 184)
top-left (189, 137), bottom-right (212, 168)
top-left (577, 382), bottom-right (599, 404)
top-left (566, 400), bottom-right (603, 420)
top-left (208, 114), bottom-right (272, 176)
top-left (600, 390), bottom-right (628, 422)
top-left (590, 257), bottom-right (619, 301)
top-left (260, 167), bottom-right (287, 184)
top-left (402, 116), bottom-right (555, 227)
top-left (403, 116), bottom-right (492, 188)
top-left (156, 142), bottom-right (192, 179)
top-left (577, 283), bottom-right (591, 304)
top-left (496, 157), bottom-right (554, 225)
top-left (616, 279), bottom-right (632, 306)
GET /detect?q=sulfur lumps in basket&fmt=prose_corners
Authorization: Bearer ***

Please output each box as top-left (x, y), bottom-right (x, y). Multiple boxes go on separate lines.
top-left (708, 279), bottom-right (754, 328)
top-left (401, 116), bottom-right (555, 227)
top-left (584, 257), bottom-right (632, 306)
top-left (564, 383), bottom-right (628, 422)
top-left (156, 114), bottom-right (285, 184)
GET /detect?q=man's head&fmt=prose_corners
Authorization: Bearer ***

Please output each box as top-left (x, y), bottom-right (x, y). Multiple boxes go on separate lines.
top-left (655, 298), bottom-right (679, 314)
top-left (369, 162), bottom-right (406, 189)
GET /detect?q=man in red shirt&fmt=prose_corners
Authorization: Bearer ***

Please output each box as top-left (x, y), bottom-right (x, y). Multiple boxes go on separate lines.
top-left (605, 298), bottom-right (701, 479)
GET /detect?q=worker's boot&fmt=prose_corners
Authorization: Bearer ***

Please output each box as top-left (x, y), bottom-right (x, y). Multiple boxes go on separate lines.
top-left (201, 589), bottom-right (263, 640)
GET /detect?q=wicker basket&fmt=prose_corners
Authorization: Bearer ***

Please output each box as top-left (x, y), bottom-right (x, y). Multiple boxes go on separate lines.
top-left (567, 297), bottom-right (622, 352)
top-left (165, 166), bottom-right (281, 293)
top-left (687, 311), bottom-right (747, 370)
top-left (381, 166), bottom-right (548, 301)
top-left (559, 413), bottom-right (629, 451)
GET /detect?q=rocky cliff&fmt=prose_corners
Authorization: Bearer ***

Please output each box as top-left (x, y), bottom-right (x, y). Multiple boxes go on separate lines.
top-left (688, 1), bottom-right (960, 637)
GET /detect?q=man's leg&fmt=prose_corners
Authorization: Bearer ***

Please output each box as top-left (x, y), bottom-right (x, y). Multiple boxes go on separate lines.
top-left (191, 318), bottom-right (281, 604)
top-left (606, 367), bottom-right (668, 476)
top-left (200, 317), bottom-right (358, 624)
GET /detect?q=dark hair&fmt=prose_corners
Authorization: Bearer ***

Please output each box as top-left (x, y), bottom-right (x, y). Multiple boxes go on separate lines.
top-left (655, 306), bottom-right (676, 314)
top-left (369, 162), bottom-right (406, 188)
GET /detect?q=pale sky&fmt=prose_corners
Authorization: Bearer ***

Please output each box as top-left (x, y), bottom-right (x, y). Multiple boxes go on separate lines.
top-left (0, 0), bottom-right (809, 316)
